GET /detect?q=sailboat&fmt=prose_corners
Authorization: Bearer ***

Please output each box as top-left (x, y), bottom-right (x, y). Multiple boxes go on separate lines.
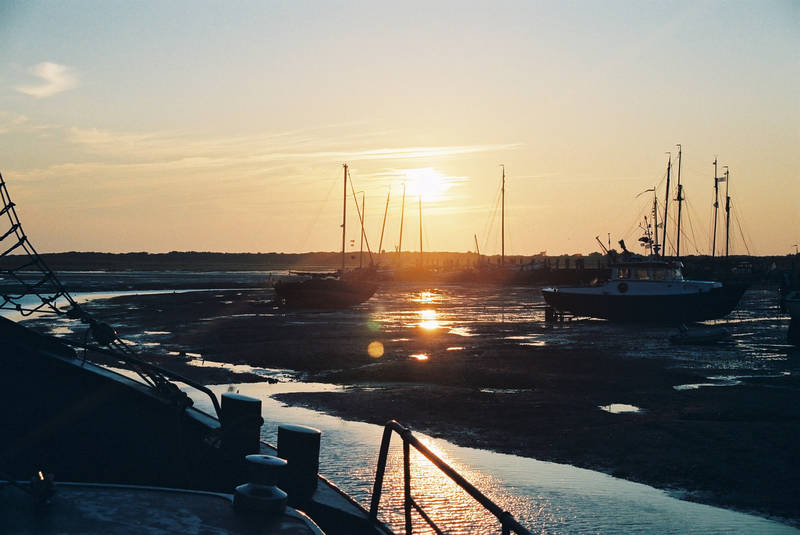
top-left (272, 164), bottom-right (377, 308)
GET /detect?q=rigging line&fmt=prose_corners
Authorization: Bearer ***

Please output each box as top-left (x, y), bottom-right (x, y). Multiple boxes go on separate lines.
top-left (683, 199), bottom-right (702, 255)
top-left (482, 184), bottom-right (502, 253)
top-left (347, 168), bottom-right (374, 262)
top-left (620, 198), bottom-right (652, 246)
top-left (732, 202), bottom-right (756, 256)
top-left (683, 196), bottom-right (706, 255)
top-left (296, 173), bottom-right (338, 251)
top-left (733, 207), bottom-right (752, 256)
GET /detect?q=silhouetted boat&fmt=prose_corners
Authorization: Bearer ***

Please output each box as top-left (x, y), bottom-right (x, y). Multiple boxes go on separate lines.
top-left (273, 165), bottom-right (377, 308)
top-left (542, 255), bottom-right (743, 323)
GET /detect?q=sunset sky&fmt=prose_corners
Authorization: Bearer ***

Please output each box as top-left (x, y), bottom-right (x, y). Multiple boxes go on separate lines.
top-left (1, 1), bottom-right (797, 256)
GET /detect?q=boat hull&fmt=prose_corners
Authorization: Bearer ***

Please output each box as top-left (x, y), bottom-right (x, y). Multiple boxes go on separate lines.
top-left (274, 279), bottom-right (376, 309)
top-left (542, 284), bottom-right (744, 323)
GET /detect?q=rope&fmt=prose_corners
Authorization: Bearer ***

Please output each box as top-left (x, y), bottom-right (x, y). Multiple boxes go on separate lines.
top-left (0, 171), bottom-right (183, 400)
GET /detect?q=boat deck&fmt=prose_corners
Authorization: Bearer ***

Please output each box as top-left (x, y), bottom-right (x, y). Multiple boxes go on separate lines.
top-left (1, 482), bottom-right (324, 534)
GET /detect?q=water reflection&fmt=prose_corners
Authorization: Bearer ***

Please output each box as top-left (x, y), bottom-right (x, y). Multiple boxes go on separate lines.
top-left (418, 309), bottom-right (441, 331)
top-left (189, 382), bottom-right (799, 535)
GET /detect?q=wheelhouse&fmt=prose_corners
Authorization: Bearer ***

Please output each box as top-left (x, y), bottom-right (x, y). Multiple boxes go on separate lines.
top-left (611, 261), bottom-right (684, 282)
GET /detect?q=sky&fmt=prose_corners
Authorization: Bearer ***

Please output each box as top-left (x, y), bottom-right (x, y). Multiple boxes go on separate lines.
top-left (0, 0), bottom-right (797, 256)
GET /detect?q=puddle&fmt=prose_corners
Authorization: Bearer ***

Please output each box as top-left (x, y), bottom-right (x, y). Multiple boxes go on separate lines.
top-left (599, 403), bottom-right (642, 414)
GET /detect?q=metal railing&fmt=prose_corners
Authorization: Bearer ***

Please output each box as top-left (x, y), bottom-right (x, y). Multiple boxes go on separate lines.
top-left (369, 420), bottom-right (531, 535)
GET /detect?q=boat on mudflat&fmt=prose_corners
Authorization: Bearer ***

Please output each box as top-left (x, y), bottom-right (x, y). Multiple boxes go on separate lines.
top-left (542, 256), bottom-right (744, 323)
top-left (274, 271), bottom-right (377, 308)
top-left (273, 164), bottom-right (377, 309)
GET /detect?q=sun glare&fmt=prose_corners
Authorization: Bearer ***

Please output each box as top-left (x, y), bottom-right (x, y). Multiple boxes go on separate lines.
top-left (419, 309), bottom-right (441, 330)
top-left (403, 168), bottom-right (451, 202)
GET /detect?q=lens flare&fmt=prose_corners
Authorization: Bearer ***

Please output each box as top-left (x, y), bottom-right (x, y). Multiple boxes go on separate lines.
top-left (367, 341), bottom-right (385, 358)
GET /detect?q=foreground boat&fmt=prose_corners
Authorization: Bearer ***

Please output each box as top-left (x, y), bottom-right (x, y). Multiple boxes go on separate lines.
top-left (542, 256), bottom-right (743, 323)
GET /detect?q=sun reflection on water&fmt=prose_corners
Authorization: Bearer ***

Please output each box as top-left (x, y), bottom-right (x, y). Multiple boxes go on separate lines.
top-left (375, 437), bottom-right (531, 534)
top-left (419, 309), bottom-right (441, 330)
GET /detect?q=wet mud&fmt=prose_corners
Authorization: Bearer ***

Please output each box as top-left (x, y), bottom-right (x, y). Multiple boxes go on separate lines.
top-left (24, 285), bottom-right (800, 525)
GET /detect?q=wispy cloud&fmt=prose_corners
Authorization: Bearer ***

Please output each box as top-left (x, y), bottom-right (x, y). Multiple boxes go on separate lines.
top-left (16, 62), bottom-right (79, 98)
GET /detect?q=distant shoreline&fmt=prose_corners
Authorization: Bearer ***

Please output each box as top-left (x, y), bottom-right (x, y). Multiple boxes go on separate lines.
top-left (1, 250), bottom-right (795, 273)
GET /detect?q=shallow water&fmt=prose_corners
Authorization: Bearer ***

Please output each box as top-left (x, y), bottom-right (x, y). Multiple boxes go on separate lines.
top-left (11, 275), bottom-right (800, 532)
top-left (186, 381), bottom-right (799, 534)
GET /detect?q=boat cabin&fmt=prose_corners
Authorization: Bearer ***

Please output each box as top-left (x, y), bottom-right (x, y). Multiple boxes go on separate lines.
top-left (612, 261), bottom-right (684, 282)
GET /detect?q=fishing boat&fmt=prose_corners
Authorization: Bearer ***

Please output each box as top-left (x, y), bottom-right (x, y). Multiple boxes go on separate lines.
top-left (543, 147), bottom-right (744, 323)
top-left (542, 254), bottom-right (741, 323)
top-left (273, 164), bottom-right (377, 308)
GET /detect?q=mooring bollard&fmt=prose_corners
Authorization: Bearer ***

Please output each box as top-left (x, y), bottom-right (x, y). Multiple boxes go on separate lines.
top-left (277, 423), bottom-right (321, 501)
top-left (221, 393), bottom-right (263, 459)
top-left (233, 454), bottom-right (288, 514)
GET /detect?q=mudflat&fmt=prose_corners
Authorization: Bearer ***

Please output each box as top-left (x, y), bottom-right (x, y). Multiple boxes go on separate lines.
top-left (27, 286), bottom-right (799, 526)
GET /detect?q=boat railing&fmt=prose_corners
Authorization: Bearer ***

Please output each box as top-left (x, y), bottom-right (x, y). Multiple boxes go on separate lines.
top-left (369, 420), bottom-right (532, 535)
top-left (63, 338), bottom-right (223, 420)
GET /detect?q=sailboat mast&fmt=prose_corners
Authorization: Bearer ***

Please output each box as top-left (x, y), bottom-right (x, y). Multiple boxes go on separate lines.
top-left (661, 154), bottom-right (671, 256)
top-left (341, 164), bottom-right (347, 273)
top-left (378, 190), bottom-right (390, 256)
top-left (501, 164), bottom-right (505, 266)
top-left (724, 166), bottom-right (731, 258)
top-left (652, 190), bottom-right (660, 256)
top-left (418, 195), bottom-right (423, 267)
top-left (712, 157), bottom-right (719, 258)
top-left (675, 144), bottom-right (684, 259)
top-left (359, 193), bottom-right (365, 269)
top-left (474, 233), bottom-right (481, 259)
top-left (398, 183), bottom-right (406, 255)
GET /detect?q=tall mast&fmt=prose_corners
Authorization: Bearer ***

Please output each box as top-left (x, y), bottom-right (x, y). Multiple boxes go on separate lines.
top-left (341, 164), bottom-right (347, 272)
top-left (652, 189), bottom-right (660, 256)
top-left (474, 233), bottom-right (480, 259)
top-left (378, 190), bottom-right (390, 257)
top-left (724, 166), bottom-right (731, 258)
top-left (712, 157), bottom-right (719, 258)
top-left (359, 192), bottom-right (365, 269)
top-left (501, 164), bottom-right (505, 266)
top-left (661, 154), bottom-right (671, 256)
top-left (675, 144), bottom-right (684, 259)
top-left (418, 195), bottom-right (423, 267)
top-left (398, 183), bottom-right (406, 254)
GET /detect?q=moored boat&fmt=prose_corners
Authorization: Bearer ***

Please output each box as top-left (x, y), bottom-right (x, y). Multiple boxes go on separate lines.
top-left (542, 255), bottom-right (743, 323)
top-left (273, 164), bottom-right (377, 309)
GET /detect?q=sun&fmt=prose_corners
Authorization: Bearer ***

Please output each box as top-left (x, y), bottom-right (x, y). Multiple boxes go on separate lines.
top-left (403, 168), bottom-right (450, 202)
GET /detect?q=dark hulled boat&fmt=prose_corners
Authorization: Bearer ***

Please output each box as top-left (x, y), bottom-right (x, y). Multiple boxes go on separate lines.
top-left (274, 272), bottom-right (377, 308)
top-left (273, 164), bottom-right (377, 309)
top-left (542, 256), bottom-right (744, 323)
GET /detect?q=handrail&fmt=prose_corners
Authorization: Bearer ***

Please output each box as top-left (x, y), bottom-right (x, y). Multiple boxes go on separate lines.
top-left (369, 420), bottom-right (531, 535)
top-left (60, 338), bottom-right (223, 420)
